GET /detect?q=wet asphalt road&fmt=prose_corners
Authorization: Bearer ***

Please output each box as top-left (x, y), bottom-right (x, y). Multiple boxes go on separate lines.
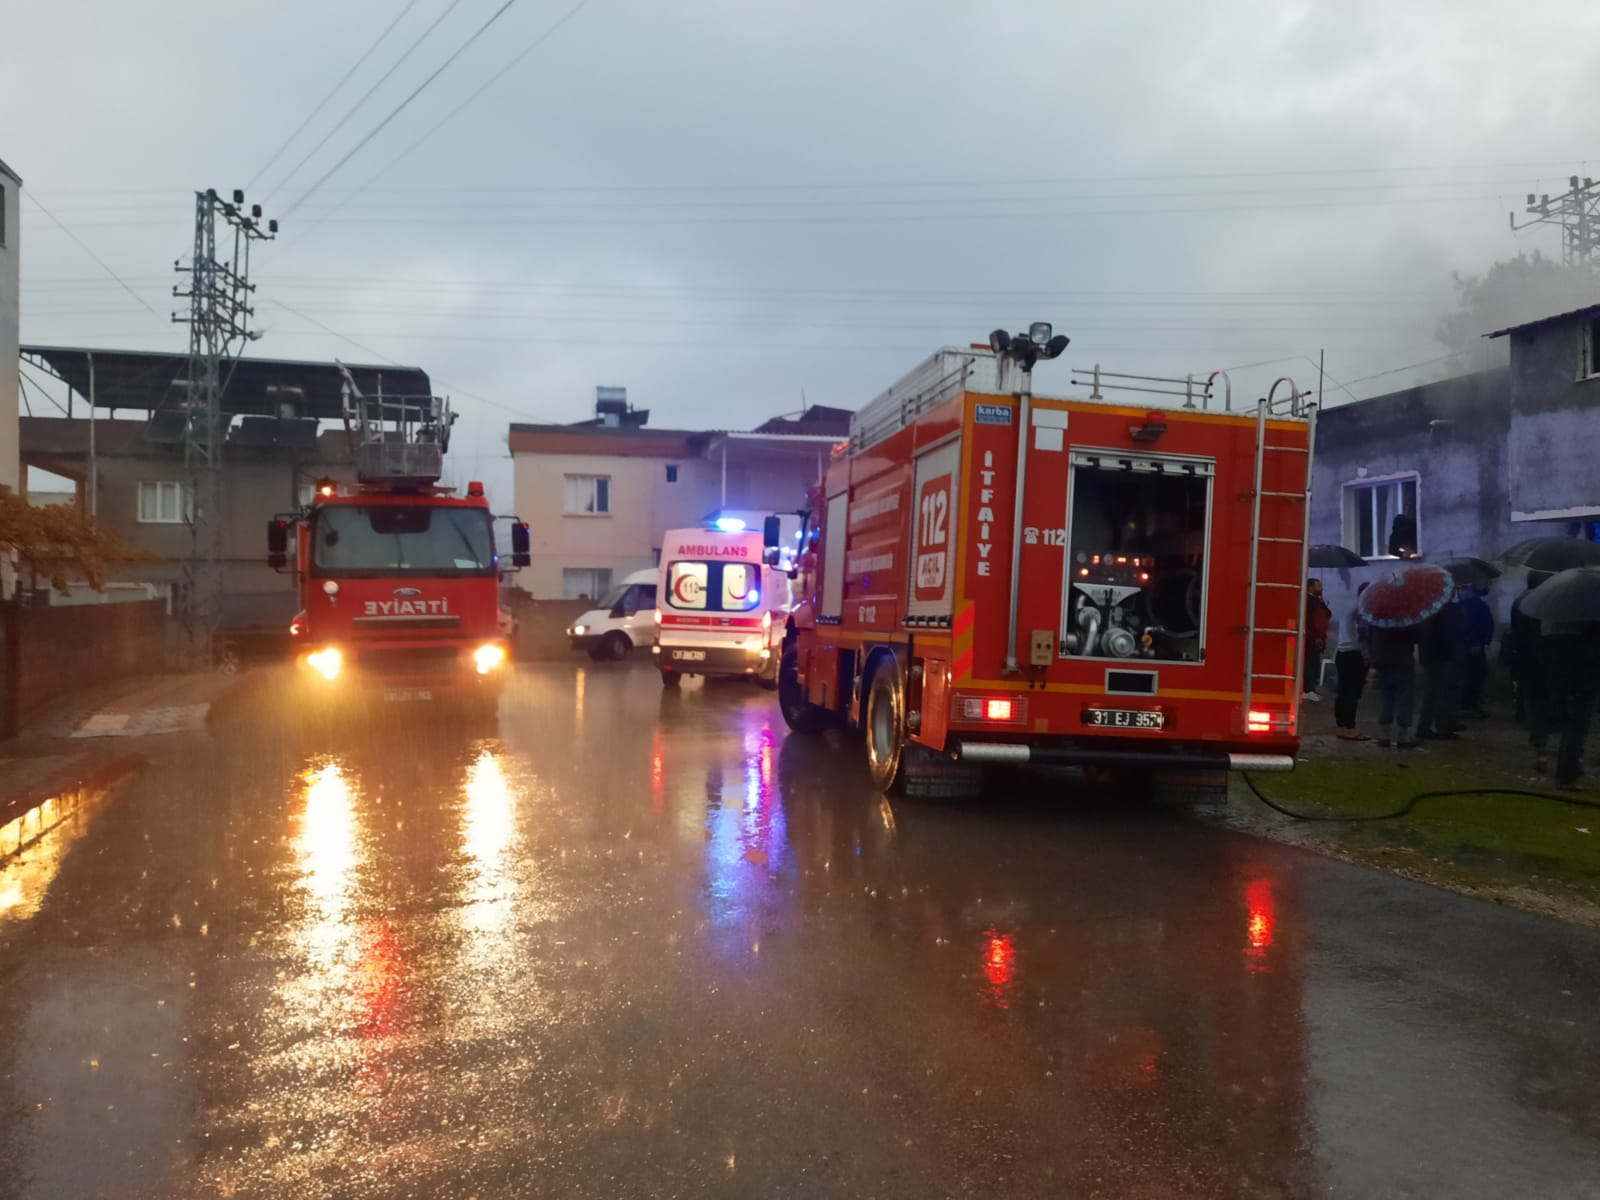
top-left (1, 663), bottom-right (1598, 1199)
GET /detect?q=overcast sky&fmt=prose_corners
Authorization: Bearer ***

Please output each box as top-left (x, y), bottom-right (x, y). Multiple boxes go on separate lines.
top-left (7, 0), bottom-right (1600, 506)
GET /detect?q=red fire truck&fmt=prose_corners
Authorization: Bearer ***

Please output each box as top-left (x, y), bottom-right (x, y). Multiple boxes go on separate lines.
top-left (773, 327), bottom-right (1316, 794)
top-left (268, 372), bottom-right (529, 707)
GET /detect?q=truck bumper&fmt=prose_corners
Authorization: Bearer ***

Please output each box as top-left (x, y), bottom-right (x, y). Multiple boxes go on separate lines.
top-left (656, 643), bottom-right (772, 677)
top-left (953, 742), bottom-right (1294, 773)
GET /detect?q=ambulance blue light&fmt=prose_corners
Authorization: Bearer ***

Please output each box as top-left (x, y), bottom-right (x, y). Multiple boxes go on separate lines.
top-left (714, 516), bottom-right (746, 533)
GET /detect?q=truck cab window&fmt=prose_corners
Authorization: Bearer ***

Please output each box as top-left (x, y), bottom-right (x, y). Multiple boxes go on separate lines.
top-left (313, 505), bottom-right (495, 575)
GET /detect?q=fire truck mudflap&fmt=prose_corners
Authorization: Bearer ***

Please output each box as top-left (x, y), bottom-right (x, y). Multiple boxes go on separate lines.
top-left (780, 332), bottom-right (1316, 796)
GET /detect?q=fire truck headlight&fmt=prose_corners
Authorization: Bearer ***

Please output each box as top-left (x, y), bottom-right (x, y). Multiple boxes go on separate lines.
top-left (474, 643), bottom-right (508, 675)
top-left (307, 647), bottom-right (343, 681)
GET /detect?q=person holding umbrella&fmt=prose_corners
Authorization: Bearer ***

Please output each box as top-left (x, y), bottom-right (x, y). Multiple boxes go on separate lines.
top-left (1359, 564), bottom-right (1455, 750)
top-left (1519, 565), bottom-right (1600, 788)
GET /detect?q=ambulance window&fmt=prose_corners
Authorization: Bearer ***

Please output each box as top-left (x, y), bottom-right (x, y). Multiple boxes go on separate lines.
top-left (666, 561), bottom-right (760, 612)
top-left (667, 562), bottom-right (708, 609)
top-left (720, 563), bottom-right (760, 612)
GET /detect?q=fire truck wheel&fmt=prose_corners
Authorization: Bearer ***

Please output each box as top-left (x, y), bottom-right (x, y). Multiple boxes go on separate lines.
top-left (865, 662), bottom-right (908, 794)
top-left (600, 632), bottom-right (632, 661)
top-left (779, 641), bottom-right (829, 734)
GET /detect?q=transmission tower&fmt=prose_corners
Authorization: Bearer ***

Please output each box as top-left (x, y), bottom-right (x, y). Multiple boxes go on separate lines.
top-left (1509, 174), bottom-right (1600, 265)
top-left (171, 188), bottom-right (277, 668)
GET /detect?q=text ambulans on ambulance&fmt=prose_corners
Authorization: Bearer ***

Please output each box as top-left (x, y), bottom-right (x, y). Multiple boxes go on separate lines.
top-left (654, 525), bottom-right (791, 688)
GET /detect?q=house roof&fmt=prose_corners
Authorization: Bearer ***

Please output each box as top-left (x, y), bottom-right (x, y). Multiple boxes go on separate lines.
top-left (0, 156), bottom-right (19, 185)
top-left (19, 345), bottom-right (433, 419)
top-left (1486, 302), bottom-right (1600, 339)
top-left (508, 423), bottom-right (705, 458)
top-left (752, 404), bottom-right (852, 437)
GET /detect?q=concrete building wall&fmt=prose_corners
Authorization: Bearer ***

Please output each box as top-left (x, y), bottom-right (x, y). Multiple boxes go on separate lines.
top-left (20, 416), bottom-right (358, 602)
top-left (0, 159), bottom-right (18, 501)
top-left (15, 597), bottom-right (168, 717)
top-left (1309, 367), bottom-right (1567, 639)
top-left (1505, 314), bottom-right (1600, 520)
top-left (513, 445), bottom-right (827, 599)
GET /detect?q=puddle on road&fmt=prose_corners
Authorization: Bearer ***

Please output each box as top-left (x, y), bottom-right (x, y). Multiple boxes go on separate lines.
top-left (0, 788), bottom-right (109, 929)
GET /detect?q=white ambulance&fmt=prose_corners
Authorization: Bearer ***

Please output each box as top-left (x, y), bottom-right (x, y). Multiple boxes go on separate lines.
top-left (654, 519), bottom-right (793, 688)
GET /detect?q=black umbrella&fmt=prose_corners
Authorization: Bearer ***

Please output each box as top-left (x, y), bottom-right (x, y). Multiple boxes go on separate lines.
top-left (1518, 566), bottom-right (1600, 623)
top-left (1308, 544), bottom-right (1366, 569)
top-left (1499, 537), bottom-right (1600, 573)
top-left (1438, 556), bottom-right (1502, 587)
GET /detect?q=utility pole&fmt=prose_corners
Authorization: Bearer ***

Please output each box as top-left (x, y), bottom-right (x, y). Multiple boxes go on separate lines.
top-left (171, 188), bottom-right (277, 669)
top-left (1509, 174), bottom-right (1600, 266)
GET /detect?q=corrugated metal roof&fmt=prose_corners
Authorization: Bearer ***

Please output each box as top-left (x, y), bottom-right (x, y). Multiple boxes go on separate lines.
top-left (1486, 302), bottom-right (1600, 339)
top-left (20, 345), bottom-right (432, 419)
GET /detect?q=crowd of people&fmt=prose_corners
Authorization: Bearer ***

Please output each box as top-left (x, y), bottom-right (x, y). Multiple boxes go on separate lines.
top-left (1301, 574), bottom-right (1598, 789)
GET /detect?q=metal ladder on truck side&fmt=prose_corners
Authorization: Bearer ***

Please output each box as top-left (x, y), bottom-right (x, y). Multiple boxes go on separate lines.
top-left (1242, 379), bottom-right (1318, 728)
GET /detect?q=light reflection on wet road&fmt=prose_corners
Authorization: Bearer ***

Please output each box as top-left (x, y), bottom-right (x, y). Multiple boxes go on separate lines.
top-left (1, 661), bottom-right (1598, 1198)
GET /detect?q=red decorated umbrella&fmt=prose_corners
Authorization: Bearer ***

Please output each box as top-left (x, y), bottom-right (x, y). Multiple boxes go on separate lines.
top-left (1357, 563), bottom-right (1454, 629)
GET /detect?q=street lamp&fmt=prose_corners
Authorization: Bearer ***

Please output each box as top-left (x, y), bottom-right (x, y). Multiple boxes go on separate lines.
top-left (989, 322), bottom-right (1070, 674)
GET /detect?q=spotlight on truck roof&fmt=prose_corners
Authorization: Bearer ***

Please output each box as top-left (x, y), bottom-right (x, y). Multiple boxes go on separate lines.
top-left (1028, 322), bottom-right (1053, 346)
top-left (989, 329), bottom-right (1011, 354)
top-left (1043, 334), bottom-right (1070, 360)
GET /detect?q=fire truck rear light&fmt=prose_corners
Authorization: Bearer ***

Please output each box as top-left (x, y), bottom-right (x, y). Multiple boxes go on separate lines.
top-left (1241, 710), bottom-right (1292, 739)
top-left (956, 695), bottom-right (1024, 722)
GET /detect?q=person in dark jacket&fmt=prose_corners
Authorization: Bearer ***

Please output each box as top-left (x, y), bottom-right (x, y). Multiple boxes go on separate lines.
top-left (1504, 573), bottom-right (1551, 724)
top-left (1304, 578), bottom-right (1332, 700)
top-left (1334, 583), bottom-right (1371, 740)
top-left (1529, 618), bottom-right (1600, 787)
top-left (1458, 584), bottom-right (1494, 717)
top-left (1416, 595), bottom-right (1467, 740)
top-left (1368, 623), bottom-right (1422, 749)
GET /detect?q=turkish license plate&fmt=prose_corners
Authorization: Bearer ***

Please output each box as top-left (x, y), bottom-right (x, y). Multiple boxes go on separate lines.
top-left (1085, 707), bottom-right (1165, 730)
top-left (671, 649), bottom-right (707, 662)
top-left (384, 688), bottom-right (433, 703)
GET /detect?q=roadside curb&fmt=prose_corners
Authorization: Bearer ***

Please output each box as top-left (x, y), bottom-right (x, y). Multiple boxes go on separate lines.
top-left (0, 750), bottom-right (146, 830)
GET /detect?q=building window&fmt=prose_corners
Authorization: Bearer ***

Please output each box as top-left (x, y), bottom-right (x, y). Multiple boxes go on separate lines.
top-left (562, 567), bottom-right (612, 601)
top-left (1344, 475), bottom-right (1419, 559)
top-left (665, 464), bottom-right (678, 483)
top-left (1583, 317), bottom-right (1600, 379)
top-left (137, 481), bottom-right (189, 524)
top-left (563, 474), bottom-right (610, 515)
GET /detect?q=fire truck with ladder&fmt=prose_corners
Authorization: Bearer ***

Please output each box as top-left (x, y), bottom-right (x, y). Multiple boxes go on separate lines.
top-left (268, 368), bottom-right (530, 708)
top-left (770, 325), bottom-right (1316, 796)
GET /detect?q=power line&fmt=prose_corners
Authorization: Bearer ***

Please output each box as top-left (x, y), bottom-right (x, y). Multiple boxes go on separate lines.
top-left (248, 0), bottom-right (423, 190)
top-left (30, 156), bottom-right (1600, 199)
top-left (268, 0), bottom-right (466, 202)
top-left (22, 193), bottom-right (160, 317)
top-left (288, 0), bottom-right (594, 239)
top-left (279, 0), bottom-right (525, 221)
top-left (265, 298), bottom-right (533, 418)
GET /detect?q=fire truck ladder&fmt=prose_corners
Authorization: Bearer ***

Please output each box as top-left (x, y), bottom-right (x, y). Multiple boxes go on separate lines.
top-left (1242, 378), bottom-right (1318, 726)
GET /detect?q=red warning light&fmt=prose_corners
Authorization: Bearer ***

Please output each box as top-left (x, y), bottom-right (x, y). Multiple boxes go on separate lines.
top-left (1247, 710), bottom-right (1273, 733)
top-left (985, 698), bottom-right (1015, 721)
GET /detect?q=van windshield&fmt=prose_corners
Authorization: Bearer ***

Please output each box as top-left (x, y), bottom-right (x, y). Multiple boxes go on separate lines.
top-left (666, 561), bottom-right (761, 612)
top-left (313, 505), bottom-right (495, 577)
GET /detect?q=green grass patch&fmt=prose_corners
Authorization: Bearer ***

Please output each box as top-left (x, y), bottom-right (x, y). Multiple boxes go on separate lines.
top-left (1249, 751), bottom-right (1600, 894)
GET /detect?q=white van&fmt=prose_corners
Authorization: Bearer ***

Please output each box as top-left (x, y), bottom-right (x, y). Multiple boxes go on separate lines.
top-left (654, 525), bottom-right (791, 688)
top-left (566, 568), bottom-right (659, 661)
